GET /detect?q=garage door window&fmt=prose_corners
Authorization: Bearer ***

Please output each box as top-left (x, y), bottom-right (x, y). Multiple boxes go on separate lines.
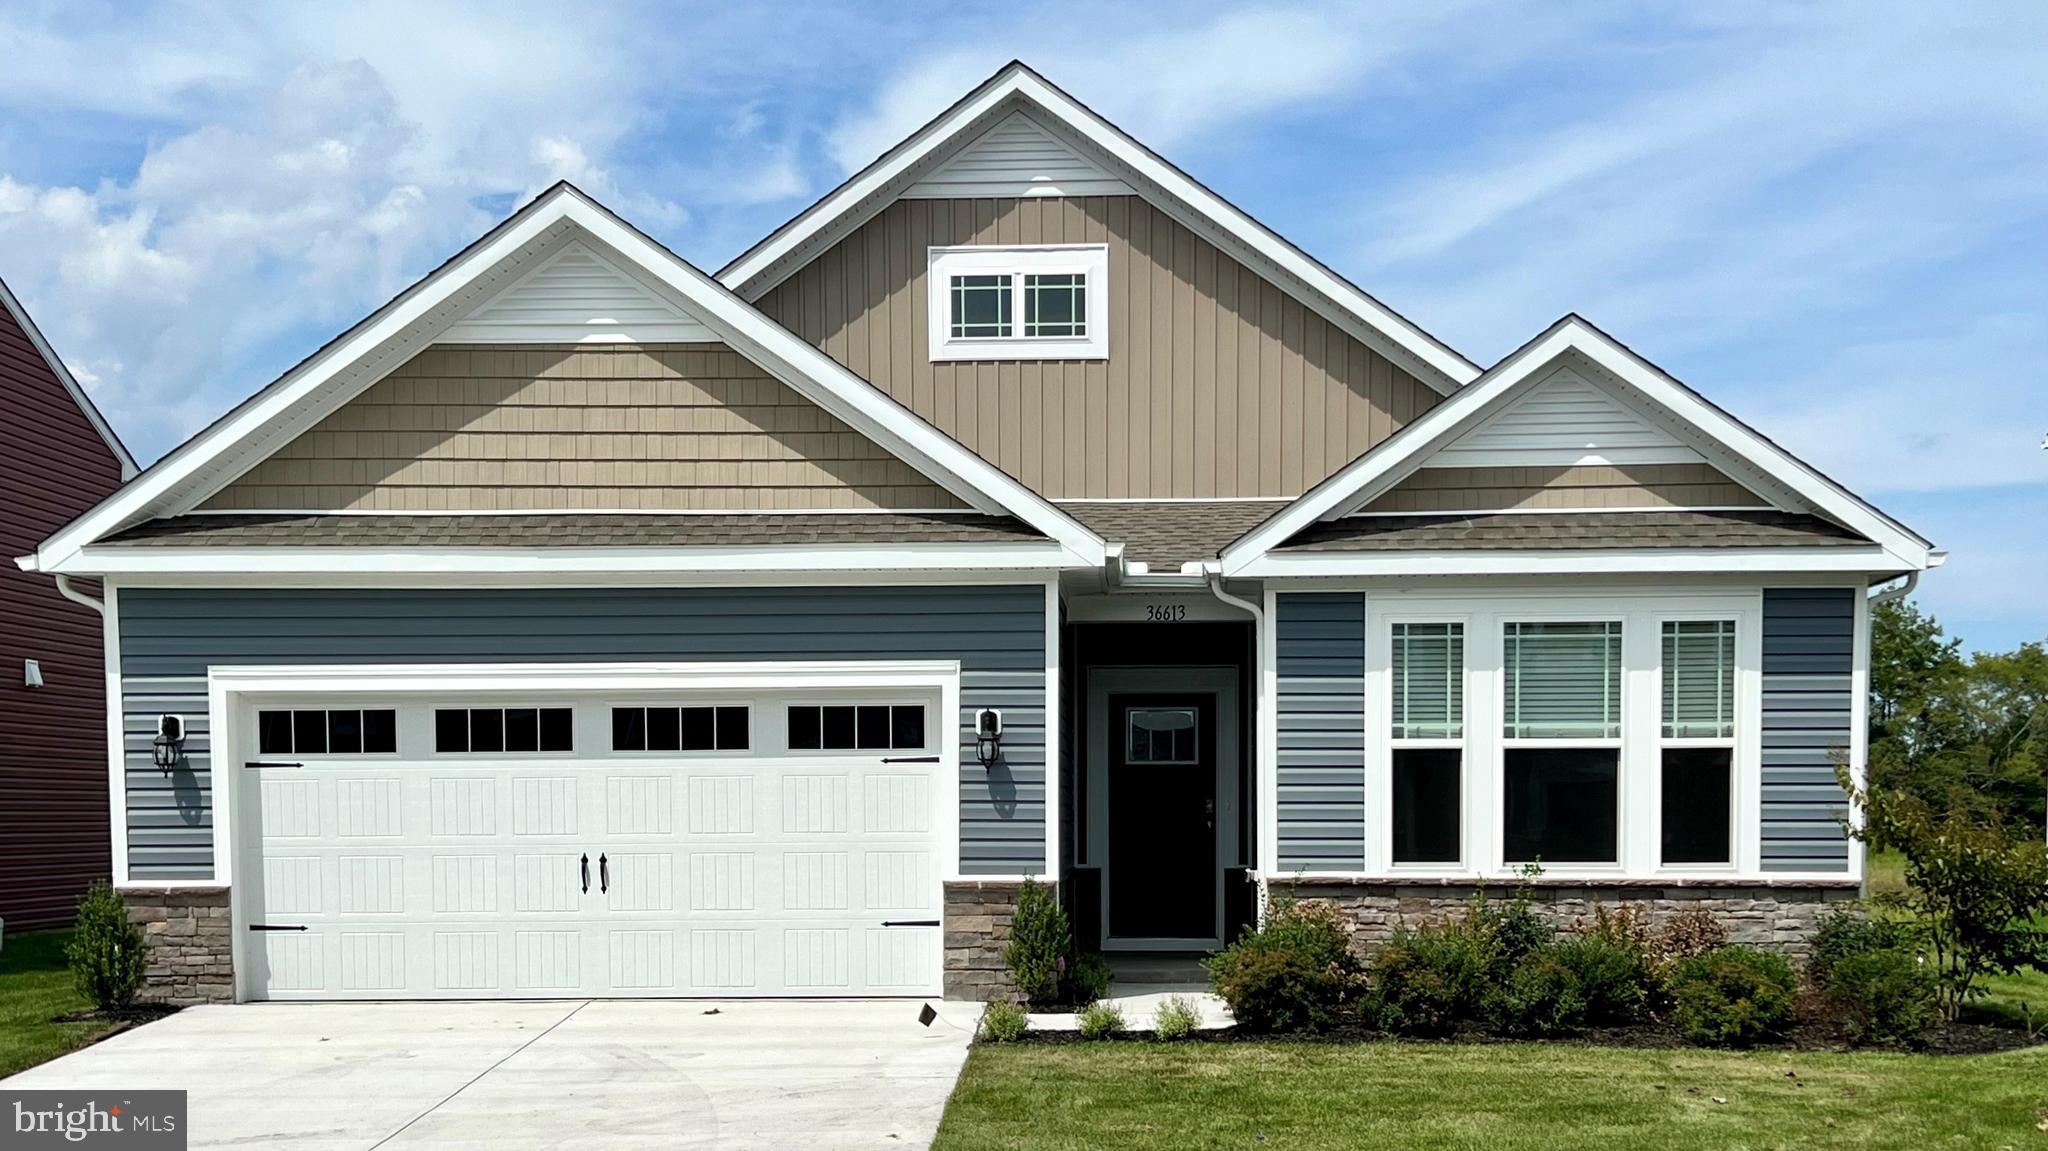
top-left (435, 707), bottom-right (573, 753)
top-left (259, 708), bottom-right (397, 755)
top-left (787, 704), bottom-right (927, 752)
top-left (611, 705), bottom-right (750, 752)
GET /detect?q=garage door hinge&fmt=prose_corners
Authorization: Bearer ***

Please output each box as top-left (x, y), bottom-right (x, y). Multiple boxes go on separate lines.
top-left (247, 924), bottom-right (309, 932)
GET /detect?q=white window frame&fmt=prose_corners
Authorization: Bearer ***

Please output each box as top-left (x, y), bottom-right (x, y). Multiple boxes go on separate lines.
top-left (927, 244), bottom-right (1109, 362)
top-left (1359, 588), bottom-right (1760, 880)
top-left (1656, 617), bottom-right (1740, 871)
top-left (1377, 618), bottom-right (1469, 870)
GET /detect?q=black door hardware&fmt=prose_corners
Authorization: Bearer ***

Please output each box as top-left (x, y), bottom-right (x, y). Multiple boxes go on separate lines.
top-left (881, 919), bottom-right (941, 927)
top-left (248, 923), bottom-right (309, 932)
top-left (580, 853), bottom-right (590, 894)
top-left (881, 755), bottom-right (941, 764)
top-left (599, 853), bottom-right (609, 894)
top-left (244, 761), bottom-right (303, 770)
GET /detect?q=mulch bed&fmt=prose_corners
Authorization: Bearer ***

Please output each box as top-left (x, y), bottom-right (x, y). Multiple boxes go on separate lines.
top-left (50, 1003), bottom-right (181, 1048)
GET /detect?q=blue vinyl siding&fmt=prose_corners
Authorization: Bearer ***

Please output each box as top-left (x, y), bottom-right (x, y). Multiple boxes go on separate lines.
top-left (117, 585), bottom-right (1046, 880)
top-left (1274, 592), bottom-right (1365, 870)
top-left (1759, 587), bottom-right (1855, 872)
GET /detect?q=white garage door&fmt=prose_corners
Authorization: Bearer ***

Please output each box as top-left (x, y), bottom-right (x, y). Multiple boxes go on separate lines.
top-left (234, 685), bottom-right (950, 1000)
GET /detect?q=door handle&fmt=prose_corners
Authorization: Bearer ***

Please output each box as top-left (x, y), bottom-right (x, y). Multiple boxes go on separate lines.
top-left (599, 853), bottom-right (609, 894)
top-left (580, 853), bottom-right (590, 894)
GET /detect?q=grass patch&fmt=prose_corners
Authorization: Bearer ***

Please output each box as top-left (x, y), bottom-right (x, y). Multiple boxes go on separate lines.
top-left (935, 1041), bottom-right (2048, 1151)
top-left (1865, 848), bottom-right (2048, 1029)
top-left (0, 930), bottom-right (113, 1078)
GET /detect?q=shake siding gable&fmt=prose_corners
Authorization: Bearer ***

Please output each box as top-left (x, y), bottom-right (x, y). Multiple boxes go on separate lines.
top-left (757, 196), bottom-right (1441, 500)
top-left (116, 586), bottom-right (1048, 880)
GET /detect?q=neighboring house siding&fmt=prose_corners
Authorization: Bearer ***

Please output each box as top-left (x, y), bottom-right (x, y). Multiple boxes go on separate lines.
top-left (756, 196), bottom-right (1440, 500)
top-left (202, 344), bottom-right (964, 512)
top-left (1361, 464), bottom-right (1768, 514)
top-left (1760, 587), bottom-right (1856, 872)
top-left (1274, 592), bottom-right (1365, 870)
top-left (1, 304), bottom-right (124, 928)
top-left (116, 586), bottom-right (1046, 880)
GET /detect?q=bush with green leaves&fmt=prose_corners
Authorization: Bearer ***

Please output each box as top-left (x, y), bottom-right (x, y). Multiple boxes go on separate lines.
top-left (1479, 897), bottom-right (1553, 975)
top-left (1077, 1000), bottom-right (1126, 1040)
top-left (1551, 932), bottom-right (1652, 1026)
top-left (67, 881), bottom-right (148, 1013)
top-left (1667, 946), bottom-right (1798, 1047)
top-left (977, 999), bottom-right (1029, 1043)
top-left (1824, 947), bottom-right (1938, 1046)
top-left (1487, 946), bottom-right (1588, 1037)
top-left (1369, 921), bottom-right (1492, 1037)
top-left (1205, 898), bottom-right (1362, 1034)
top-left (1152, 995), bottom-right (1201, 1041)
top-left (1807, 908), bottom-right (1915, 987)
top-left (1002, 880), bottom-right (1111, 1007)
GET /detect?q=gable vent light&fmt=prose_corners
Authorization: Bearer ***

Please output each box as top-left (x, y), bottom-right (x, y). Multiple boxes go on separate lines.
top-left (974, 709), bottom-right (1003, 768)
top-left (153, 715), bottom-right (186, 775)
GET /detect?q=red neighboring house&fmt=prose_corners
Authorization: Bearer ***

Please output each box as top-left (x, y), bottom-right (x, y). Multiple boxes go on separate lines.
top-left (1, 277), bottom-right (135, 931)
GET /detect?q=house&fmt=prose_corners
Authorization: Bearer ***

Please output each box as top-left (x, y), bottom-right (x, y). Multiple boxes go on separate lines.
top-left (1, 277), bottom-right (137, 930)
top-left (20, 63), bottom-right (1935, 1006)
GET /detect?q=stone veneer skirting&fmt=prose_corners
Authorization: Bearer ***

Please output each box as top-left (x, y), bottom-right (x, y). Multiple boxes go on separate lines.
top-left (944, 880), bottom-right (1024, 1001)
top-left (1269, 879), bottom-right (1862, 958)
top-left (121, 886), bottom-right (235, 1006)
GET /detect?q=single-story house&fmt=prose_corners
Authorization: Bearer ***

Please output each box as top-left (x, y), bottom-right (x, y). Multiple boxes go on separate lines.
top-left (19, 62), bottom-right (1936, 1005)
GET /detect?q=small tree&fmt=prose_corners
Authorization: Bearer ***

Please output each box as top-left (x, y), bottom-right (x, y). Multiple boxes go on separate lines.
top-left (1001, 880), bottom-right (1109, 1006)
top-left (67, 881), bottom-right (149, 1013)
top-left (1839, 764), bottom-right (2048, 1018)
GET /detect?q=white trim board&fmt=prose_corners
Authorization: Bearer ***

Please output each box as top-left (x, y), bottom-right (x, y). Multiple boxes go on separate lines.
top-left (65, 541), bottom-right (1088, 576)
top-left (717, 62), bottom-right (1479, 394)
top-left (1220, 316), bottom-right (1935, 576)
top-left (0, 275), bottom-right (138, 477)
top-left (30, 184), bottom-right (1106, 575)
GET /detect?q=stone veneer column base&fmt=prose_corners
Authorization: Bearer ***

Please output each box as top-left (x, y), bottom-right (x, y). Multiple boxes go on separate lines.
top-left (944, 880), bottom-right (1025, 1001)
top-left (121, 886), bottom-right (234, 1006)
top-left (1269, 879), bottom-right (1862, 959)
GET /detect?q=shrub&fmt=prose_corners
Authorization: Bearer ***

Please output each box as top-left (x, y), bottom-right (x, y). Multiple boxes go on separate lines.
top-left (1668, 946), bottom-right (1798, 1047)
top-left (1206, 899), bottom-right (1362, 1034)
top-left (1654, 906), bottom-right (1730, 970)
top-left (1370, 923), bottom-right (1492, 1036)
top-left (67, 881), bottom-right (148, 1013)
top-left (1487, 946), bottom-right (1588, 1037)
top-left (1552, 932), bottom-right (1652, 1025)
top-left (1002, 880), bottom-right (1111, 1007)
top-left (1152, 995), bottom-right (1201, 1041)
top-left (1825, 948), bottom-right (1938, 1046)
top-left (1807, 908), bottom-right (1915, 988)
top-left (1077, 1000), bottom-right (1126, 1040)
top-left (1482, 898), bottom-right (1554, 975)
top-left (977, 999), bottom-right (1029, 1043)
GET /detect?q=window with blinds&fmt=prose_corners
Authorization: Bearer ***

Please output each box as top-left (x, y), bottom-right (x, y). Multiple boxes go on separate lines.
top-left (1502, 621), bottom-right (1623, 740)
top-left (1392, 623), bottom-right (1463, 739)
top-left (1663, 620), bottom-right (1735, 739)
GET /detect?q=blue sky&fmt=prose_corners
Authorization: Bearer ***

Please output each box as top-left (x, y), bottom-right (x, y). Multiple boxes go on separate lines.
top-left (1, 2), bottom-right (2041, 650)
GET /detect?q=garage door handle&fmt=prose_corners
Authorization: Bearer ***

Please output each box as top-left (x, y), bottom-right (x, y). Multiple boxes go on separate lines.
top-left (882, 755), bottom-right (940, 764)
top-left (599, 853), bottom-right (609, 894)
top-left (580, 853), bottom-right (590, 894)
top-left (881, 919), bottom-right (940, 927)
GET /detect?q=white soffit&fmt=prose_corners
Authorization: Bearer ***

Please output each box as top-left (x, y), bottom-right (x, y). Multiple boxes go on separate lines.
top-left (904, 109), bottom-right (1133, 199)
top-left (1426, 365), bottom-right (1704, 469)
top-left (439, 241), bottom-right (717, 344)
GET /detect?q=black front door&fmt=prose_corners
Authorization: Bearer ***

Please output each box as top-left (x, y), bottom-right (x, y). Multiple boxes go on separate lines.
top-left (1107, 694), bottom-right (1215, 941)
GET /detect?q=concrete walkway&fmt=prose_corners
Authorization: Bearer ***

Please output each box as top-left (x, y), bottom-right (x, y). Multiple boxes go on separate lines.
top-left (4, 999), bottom-right (983, 1149)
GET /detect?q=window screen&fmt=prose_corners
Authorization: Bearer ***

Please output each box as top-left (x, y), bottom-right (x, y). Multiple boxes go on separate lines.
top-left (1663, 620), bottom-right (1736, 739)
top-left (258, 709), bottom-right (397, 755)
top-left (1503, 622), bottom-right (1623, 739)
top-left (1392, 623), bottom-right (1463, 739)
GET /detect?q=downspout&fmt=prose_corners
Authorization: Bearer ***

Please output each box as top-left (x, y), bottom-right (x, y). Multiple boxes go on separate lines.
top-left (53, 573), bottom-right (108, 618)
top-left (1867, 571), bottom-right (1917, 606)
top-left (1204, 563), bottom-right (1268, 918)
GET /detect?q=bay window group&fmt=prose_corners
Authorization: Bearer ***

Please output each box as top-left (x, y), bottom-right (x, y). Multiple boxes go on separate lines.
top-left (1373, 593), bottom-right (1753, 875)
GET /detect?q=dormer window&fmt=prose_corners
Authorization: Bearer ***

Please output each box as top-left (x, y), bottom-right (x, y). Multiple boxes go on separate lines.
top-left (928, 244), bottom-right (1108, 361)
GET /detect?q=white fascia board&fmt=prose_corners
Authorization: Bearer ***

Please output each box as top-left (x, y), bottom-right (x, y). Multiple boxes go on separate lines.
top-left (34, 186), bottom-right (1106, 570)
top-left (0, 276), bottom-right (138, 478)
top-left (209, 659), bottom-right (962, 696)
top-left (58, 541), bottom-right (1088, 577)
top-left (717, 65), bottom-right (1479, 394)
top-left (1221, 318), bottom-right (1933, 575)
top-left (1234, 545), bottom-right (1909, 579)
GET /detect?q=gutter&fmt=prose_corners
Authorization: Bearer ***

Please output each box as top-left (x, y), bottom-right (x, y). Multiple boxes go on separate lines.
top-left (1868, 571), bottom-right (1917, 605)
top-left (52, 573), bottom-right (108, 617)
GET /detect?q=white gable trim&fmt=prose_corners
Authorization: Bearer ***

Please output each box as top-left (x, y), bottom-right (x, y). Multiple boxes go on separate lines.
top-left (1219, 316), bottom-right (1933, 575)
top-left (1, 276), bottom-right (137, 478)
top-left (32, 185), bottom-right (1106, 574)
top-left (717, 62), bottom-right (1478, 394)
top-left (67, 540), bottom-right (1082, 576)
top-left (438, 239), bottom-right (717, 344)
top-left (905, 108), bottom-right (1134, 198)
top-left (1426, 365), bottom-right (1704, 469)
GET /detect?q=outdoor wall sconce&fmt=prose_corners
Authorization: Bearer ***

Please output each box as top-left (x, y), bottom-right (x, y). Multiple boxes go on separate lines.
top-left (153, 714), bottom-right (186, 774)
top-left (974, 708), bottom-right (1003, 767)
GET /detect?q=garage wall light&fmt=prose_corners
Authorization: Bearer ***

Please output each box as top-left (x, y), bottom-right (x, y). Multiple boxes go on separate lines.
top-left (153, 714), bottom-right (186, 775)
top-left (974, 708), bottom-right (1003, 768)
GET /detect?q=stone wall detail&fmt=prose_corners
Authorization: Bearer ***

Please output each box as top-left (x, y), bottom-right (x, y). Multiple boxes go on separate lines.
top-left (122, 886), bottom-right (233, 1006)
top-left (1270, 880), bottom-right (1860, 959)
top-left (944, 880), bottom-right (1024, 1001)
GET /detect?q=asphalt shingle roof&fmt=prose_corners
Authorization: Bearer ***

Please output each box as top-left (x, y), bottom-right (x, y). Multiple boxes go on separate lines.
top-left (1277, 510), bottom-right (1870, 551)
top-left (101, 512), bottom-right (1046, 548)
top-left (1056, 501), bottom-right (1284, 568)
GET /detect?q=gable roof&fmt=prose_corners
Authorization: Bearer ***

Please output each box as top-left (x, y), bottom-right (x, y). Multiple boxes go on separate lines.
top-left (1219, 315), bottom-right (1937, 576)
top-left (0, 276), bottom-right (137, 478)
top-left (27, 183), bottom-right (1106, 574)
top-left (717, 60), bottom-right (1479, 394)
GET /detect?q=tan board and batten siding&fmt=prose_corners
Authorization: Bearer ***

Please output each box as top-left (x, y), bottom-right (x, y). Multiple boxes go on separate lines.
top-left (756, 196), bottom-right (1442, 500)
top-left (1361, 464), bottom-right (1770, 514)
top-left (203, 344), bottom-right (964, 512)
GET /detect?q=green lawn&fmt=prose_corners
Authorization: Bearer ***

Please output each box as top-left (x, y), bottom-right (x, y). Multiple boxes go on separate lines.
top-left (1865, 848), bottom-right (2048, 1028)
top-left (0, 930), bottom-right (111, 1079)
top-left (935, 1041), bottom-right (2048, 1151)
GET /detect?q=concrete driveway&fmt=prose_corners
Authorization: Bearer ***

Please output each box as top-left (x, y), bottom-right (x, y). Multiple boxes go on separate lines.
top-left (4, 999), bottom-right (980, 1149)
